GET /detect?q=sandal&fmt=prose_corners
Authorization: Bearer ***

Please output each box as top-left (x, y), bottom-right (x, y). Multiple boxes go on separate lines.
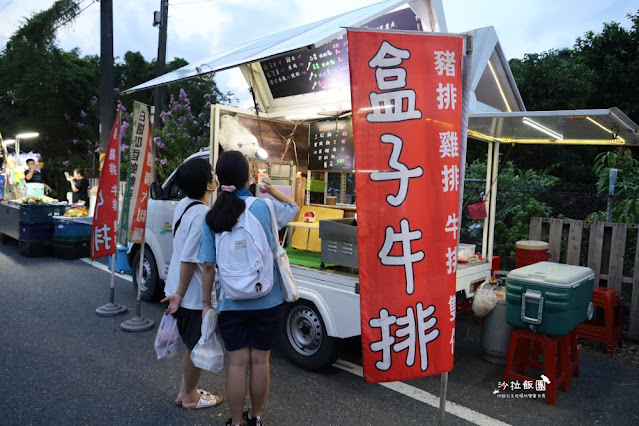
top-left (182, 390), bottom-right (223, 410)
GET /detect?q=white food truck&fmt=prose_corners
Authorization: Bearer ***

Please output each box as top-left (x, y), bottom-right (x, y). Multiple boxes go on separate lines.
top-left (124, 0), bottom-right (639, 370)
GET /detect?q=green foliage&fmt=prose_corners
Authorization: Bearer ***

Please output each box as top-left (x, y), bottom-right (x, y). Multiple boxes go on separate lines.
top-left (590, 149), bottom-right (639, 223)
top-left (464, 160), bottom-right (559, 269)
top-left (0, 0), bottom-right (233, 198)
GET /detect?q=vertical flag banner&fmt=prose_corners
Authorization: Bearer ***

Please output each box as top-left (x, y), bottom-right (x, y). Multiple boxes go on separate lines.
top-left (348, 29), bottom-right (464, 383)
top-left (91, 108), bottom-right (122, 260)
top-left (126, 101), bottom-right (154, 244)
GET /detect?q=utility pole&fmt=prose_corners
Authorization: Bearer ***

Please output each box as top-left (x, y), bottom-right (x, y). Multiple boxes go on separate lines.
top-left (153, 0), bottom-right (169, 128)
top-left (100, 0), bottom-right (114, 150)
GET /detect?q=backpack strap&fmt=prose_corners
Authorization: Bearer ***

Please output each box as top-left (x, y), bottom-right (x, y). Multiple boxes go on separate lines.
top-left (173, 200), bottom-right (204, 235)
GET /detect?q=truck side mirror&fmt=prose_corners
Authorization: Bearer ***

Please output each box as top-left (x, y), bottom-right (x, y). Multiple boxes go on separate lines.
top-left (150, 182), bottom-right (163, 200)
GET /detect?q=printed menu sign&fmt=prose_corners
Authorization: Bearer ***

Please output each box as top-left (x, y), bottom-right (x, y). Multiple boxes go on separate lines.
top-left (308, 117), bottom-right (354, 171)
top-left (261, 7), bottom-right (421, 99)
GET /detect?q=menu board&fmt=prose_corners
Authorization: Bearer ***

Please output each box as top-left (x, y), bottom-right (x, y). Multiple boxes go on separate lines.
top-left (261, 7), bottom-right (421, 99)
top-left (308, 117), bottom-right (354, 171)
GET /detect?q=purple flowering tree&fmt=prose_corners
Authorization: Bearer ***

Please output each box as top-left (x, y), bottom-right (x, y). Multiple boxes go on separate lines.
top-left (153, 88), bottom-right (210, 180)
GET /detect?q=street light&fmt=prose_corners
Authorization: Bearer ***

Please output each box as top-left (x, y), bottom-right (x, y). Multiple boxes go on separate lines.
top-left (13, 132), bottom-right (39, 165)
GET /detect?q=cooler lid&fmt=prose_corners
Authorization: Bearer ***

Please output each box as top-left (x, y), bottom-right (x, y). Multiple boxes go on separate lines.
top-left (515, 240), bottom-right (548, 250)
top-left (507, 261), bottom-right (594, 287)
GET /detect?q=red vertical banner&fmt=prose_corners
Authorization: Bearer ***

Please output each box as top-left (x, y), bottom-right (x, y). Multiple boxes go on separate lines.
top-left (91, 107), bottom-right (122, 260)
top-left (348, 29), bottom-right (464, 383)
top-left (127, 102), bottom-right (154, 244)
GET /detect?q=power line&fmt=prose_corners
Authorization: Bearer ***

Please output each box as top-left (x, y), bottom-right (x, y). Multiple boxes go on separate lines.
top-left (51, 0), bottom-right (98, 34)
top-left (0, 0), bottom-right (15, 14)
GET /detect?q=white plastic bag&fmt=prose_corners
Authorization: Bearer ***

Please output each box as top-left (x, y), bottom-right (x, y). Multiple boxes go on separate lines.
top-left (264, 199), bottom-right (300, 302)
top-left (154, 314), bottom-right (183, 359)
top-left (190, 310), bottom-right (225, 373)
top-left (471, 281), bottom-right (498, 318)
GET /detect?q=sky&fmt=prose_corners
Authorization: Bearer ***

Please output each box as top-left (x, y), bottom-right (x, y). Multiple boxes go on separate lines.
top-left (0, 0), bottom-right (636, 107)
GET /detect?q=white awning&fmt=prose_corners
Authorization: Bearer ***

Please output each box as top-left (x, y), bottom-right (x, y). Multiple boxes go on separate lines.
top-left (123, 0), bottom-right (416, 94)
top-left (468, 108), bottom-right (639, 146)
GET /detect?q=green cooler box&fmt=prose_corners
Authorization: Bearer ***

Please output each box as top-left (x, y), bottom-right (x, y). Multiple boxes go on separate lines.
top-left (506, 261), bottom-right (594, 335)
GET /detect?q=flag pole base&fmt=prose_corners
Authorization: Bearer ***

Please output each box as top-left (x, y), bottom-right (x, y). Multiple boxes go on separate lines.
top-left (95, 302), bottom-right (128, 317)
top-left (120, 315), bottom-right (154, 332)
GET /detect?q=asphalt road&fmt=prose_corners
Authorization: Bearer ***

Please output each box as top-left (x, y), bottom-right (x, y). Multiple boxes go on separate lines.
top-left (1, 239), bottom-right (638, 426)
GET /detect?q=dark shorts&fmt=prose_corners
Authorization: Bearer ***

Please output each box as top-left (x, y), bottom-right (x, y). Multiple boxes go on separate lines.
top-left (173, 307), bottom-right (203, 351)
top-left (218, 305), bottom-right (283, 352)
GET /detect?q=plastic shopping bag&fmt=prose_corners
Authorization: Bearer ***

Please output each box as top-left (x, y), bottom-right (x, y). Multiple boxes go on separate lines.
top-left (471, 281), bottom-right (498, 318)
top-left (190, 310), bottom-right (225, 373)
top-left (154, 314), bottom-right (183, 359)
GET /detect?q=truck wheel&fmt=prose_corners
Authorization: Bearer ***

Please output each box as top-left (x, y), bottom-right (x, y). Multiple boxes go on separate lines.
top-left (132, 248), bottom-right (162, 301)
top-left (281, 301), bottom-right (342, 371)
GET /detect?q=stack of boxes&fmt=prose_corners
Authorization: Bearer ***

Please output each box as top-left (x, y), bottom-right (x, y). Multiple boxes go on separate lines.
top-left (17, 204), bottom-right (66, 257)
top-left (51, 216), bottom-right (92, 259)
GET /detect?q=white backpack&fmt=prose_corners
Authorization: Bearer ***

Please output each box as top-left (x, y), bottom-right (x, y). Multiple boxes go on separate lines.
top-left (215, 197), bottom-right (273, 300)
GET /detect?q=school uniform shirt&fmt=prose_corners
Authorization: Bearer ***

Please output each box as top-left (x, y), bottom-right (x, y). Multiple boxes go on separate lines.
top-left (165, 197), bottom-right (210, 310)
top-left (198, 187), bottom-right (298, 312)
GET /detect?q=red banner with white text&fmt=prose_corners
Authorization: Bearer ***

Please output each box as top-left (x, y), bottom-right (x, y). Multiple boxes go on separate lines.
top-left (348, 29), bottom-right (464, 383)
top-left (91, 108), bottom-right (122, 260)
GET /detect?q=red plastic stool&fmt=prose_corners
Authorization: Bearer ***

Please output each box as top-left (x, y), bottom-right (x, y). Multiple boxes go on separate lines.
top-left (503, 329), bottom-right (574, 406)
top-left (576, 287), bottom-right (623, 356)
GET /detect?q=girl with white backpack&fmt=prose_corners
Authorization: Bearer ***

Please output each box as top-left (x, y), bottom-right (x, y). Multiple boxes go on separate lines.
top-left (199, 151), bottom-right (298, 426)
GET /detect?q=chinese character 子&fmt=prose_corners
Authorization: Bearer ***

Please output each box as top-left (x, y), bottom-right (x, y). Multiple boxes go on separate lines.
top-left (439, 131), bottom-right (459, 158)
top-left (367, 90), bottom-right (422, 123)
top-left (369, 134), bottom-right (423, 206)
top-left (109, 163), bottom-right (117, 176)
top-left (444, 213), bottom-right (459, 240)
top-left (378, 219), bottom-right (424, 295)
top-left (369, 308), bottom-right (396, 371)
top-left (108, 148), bottom-right (117, 161)
top-left (368, 40), bottom-right (410, 68)
top-left (441, 165), bottom-right (459, 193)
top-left (445, 246), bottom-right (457, 274)
top-left (436, 83), bottom-right (458, 110)
top-left (94, 223), bottom-right (112, 252)
top-left (434, 50), bottom-right (456, 77)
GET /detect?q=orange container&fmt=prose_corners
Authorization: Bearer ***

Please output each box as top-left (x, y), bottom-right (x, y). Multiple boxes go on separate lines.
top-left (515, 240), bottom-right (549, 268)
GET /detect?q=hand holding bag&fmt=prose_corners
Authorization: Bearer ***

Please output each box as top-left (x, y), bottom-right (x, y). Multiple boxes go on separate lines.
top-left (154, 313), bottom-right (183, 359)
top-left (264, 199), bottom-right (300, 303)
top-left (190, 309), bottom-right (225, 373)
